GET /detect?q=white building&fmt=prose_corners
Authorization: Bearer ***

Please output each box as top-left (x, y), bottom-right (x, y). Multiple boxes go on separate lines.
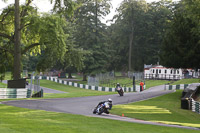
top-left (144, 65), bottom-right (200, 80)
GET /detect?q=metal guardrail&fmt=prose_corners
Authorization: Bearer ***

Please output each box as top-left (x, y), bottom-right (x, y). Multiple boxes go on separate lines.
top-left (0, 88), bottom-right (31, 99)
top-left (192, 100), bottom-right (200, 114)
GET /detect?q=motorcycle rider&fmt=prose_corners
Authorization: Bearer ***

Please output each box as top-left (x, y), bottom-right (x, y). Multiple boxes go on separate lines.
top-left (116, 83), bottom-right (121, 89)
top-left (116, 83), bottom-right (123, 94)
top-left (93, 98), bottom-right (112, 114)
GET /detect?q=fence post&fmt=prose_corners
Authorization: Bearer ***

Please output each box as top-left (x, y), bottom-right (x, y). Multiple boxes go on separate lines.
top-left (133, 76), bottom-right (135, 91)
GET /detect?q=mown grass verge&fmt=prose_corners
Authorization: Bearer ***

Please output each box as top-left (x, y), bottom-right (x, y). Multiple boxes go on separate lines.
top-left (0, 104), bottom-right (199, 133)
top-left (111, 90), bottom-right (200, 128)
top-left (0, 82), bottom-right (6, 88)
top-left (171, 78), bottom-right (200, 85)
top-left (39, 80), bottom-right (116, 99)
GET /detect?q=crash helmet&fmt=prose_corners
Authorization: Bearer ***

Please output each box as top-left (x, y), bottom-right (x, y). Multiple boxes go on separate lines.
top-left (117, 83), bottom-right (120, 86)
top-left (108, 98), bottom-right (112, 103)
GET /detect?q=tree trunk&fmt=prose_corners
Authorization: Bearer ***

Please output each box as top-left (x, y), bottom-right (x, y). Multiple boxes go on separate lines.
top-left (68, 72), bottom-right (73, 79)
top-left (128, 25), bottom-right (134, 71)
top-left (83, 74), bottom-right (87, 81)
top-left (14, 0), bottom-right (21, 80)
top-left (95, 0), bottom-right (98, 45)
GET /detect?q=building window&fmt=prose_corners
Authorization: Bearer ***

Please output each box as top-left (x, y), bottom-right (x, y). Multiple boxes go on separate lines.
top-left (159, 69), bottom-right (161, 73)
top-left (177, 70), bottom-right (179, 74)
top-left (171, 70), bottom-right (172, 74)
top-left (153, 69), bottom-right (154, 73)
top-left (165, 70), bottom-right (167, 73)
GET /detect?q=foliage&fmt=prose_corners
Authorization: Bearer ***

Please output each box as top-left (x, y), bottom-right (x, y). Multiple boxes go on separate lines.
top-left (107, 0), bottom-right (174, 71)
top-left (49, 22), bottom-right (90, 75)
top-left (72, 0), bottom-right (112, 78)
top-left (0, 0), bottom-right (76, 80)
top-left (160, 0), bottom-right (200, 69)
top-left (0, 5), bottom-right (66, 76)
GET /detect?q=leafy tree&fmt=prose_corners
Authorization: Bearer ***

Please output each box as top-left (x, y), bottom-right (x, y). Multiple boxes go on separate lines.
top-left (72, 0), bottom-right (111, 80)
top-left (160, 0), bottom-right (200, 69)
top-left (0, 0), bottom-right (75, 80)
top-left (114, 0), bottom-right (148, 71)
top-left (107, 0), bottom-right (173, 72)
top-left (108, 0), bottom-right (148, 71)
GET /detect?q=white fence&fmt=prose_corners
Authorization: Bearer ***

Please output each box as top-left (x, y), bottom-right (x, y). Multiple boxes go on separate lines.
top-left (0, 88), bottom-right (31, 99)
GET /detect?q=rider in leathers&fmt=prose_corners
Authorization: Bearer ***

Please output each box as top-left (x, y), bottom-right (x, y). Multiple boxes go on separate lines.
top-left (116, 83), bottom-right (122, 92)
top-left (94, 98), bottom-right (112, 114)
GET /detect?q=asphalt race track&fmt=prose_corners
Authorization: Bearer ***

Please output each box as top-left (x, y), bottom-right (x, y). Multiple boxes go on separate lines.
top-left (2, 85), bottom-right (200, 130)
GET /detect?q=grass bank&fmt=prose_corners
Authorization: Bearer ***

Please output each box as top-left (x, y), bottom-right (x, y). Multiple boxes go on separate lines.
top-left (171, 78), bottom-right (200, 85)
top-left (111, 90), bottom-right (200, 128)
top-left (39, 80), bottom-right (115, 99)
top-left (0, 104), bottom-right (199, 133)
top-left (0, 82), bottom-right (6, 88)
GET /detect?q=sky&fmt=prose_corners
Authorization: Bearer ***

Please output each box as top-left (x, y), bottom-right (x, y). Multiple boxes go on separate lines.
top-left (0, 0), bottom-right (179, 25)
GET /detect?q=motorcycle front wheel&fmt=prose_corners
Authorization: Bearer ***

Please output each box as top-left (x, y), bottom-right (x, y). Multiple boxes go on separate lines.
top-left (98, 108), bottom-right (104, 115)
top-left (93, 109), bottom-right (97, 114)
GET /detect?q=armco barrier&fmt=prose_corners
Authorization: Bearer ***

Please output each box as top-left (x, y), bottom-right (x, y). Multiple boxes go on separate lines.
top-left (34, 76), bottom-right (145, 92)
top-left (165, 84), bottom-right (189, 90)
top-left (192, 99), bottom-right (200, 114)
top-left (0, 88), bottom-right (31, 99)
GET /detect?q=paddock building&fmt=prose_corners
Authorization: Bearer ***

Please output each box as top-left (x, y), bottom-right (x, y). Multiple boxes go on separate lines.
top-left (144, 65), bottom-right (200, 80)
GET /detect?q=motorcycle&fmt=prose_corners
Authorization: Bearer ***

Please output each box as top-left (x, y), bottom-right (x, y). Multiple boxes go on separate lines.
top-left (116, 87), bottom-right (124, 96)
top-left (93, 102), bottom-right (110, 115)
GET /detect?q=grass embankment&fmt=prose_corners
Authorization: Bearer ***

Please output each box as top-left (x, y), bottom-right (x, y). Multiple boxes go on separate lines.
top-left (144, 80), bottom-right (170, 89)
top-left (1, 96), bottom-right (198, 133)
top-left (75, 78), bottom-right (171, 89)
top-left (39, 79), bottom-right (173, 98)
top-left (39, 80), bottom-right (115, 99)
top-left (0, 79), bottom-right (173, 99)
top-left (0, 82), bottom-right (6, 88)
top-left (73, 76), bottom-right (199, 89)
top-left (111, 90), bottom-right (200, 128)
top-left (171, 78), bottom-right (200, 85)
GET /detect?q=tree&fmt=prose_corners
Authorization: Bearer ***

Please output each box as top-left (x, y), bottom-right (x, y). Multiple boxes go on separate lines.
top-left (14, 0), bottom-right (21, 80)
top-left (108, 0), bottom-right (148, 71)
top-left (107, 0), bottom-right (173, 72)
top-left (116, 0), bottom-right (148, 71)
top-left (0, 0), bottom-right (75, 80)
top-left (0, 4), bottom-right (70, 79)
top-left (72, 0), bottom-right (111, 80)
top-left (160, 0), bottom-right (200, 69)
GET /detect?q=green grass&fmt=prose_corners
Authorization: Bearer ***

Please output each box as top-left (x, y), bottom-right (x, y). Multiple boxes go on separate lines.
top-left (0, 104), bottom-right (199, 133)
top-left (144, 80), bottom-right (170, 89)
top-left (171, 78), bottom-right (200, 85)
top-left (0, 82), bottom-right (6, 88)
top-left (75, 78), bottom-right (171, 89)
top-left (4, 72), bottom-right (12, 80)
top-left (1, 75), bottom-right (200, 132)
top-left (111, 90), bottom-right (200, 128)
top-left (39, 80), bottom-right (116, 98)
top-left (39, 79), bottom-right (171, 99)
top-left (99, 77), bottom-right (133, 87)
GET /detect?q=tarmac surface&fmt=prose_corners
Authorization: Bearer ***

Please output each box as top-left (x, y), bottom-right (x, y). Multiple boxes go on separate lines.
top-left (2, 84), bottom-right (200, 131)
